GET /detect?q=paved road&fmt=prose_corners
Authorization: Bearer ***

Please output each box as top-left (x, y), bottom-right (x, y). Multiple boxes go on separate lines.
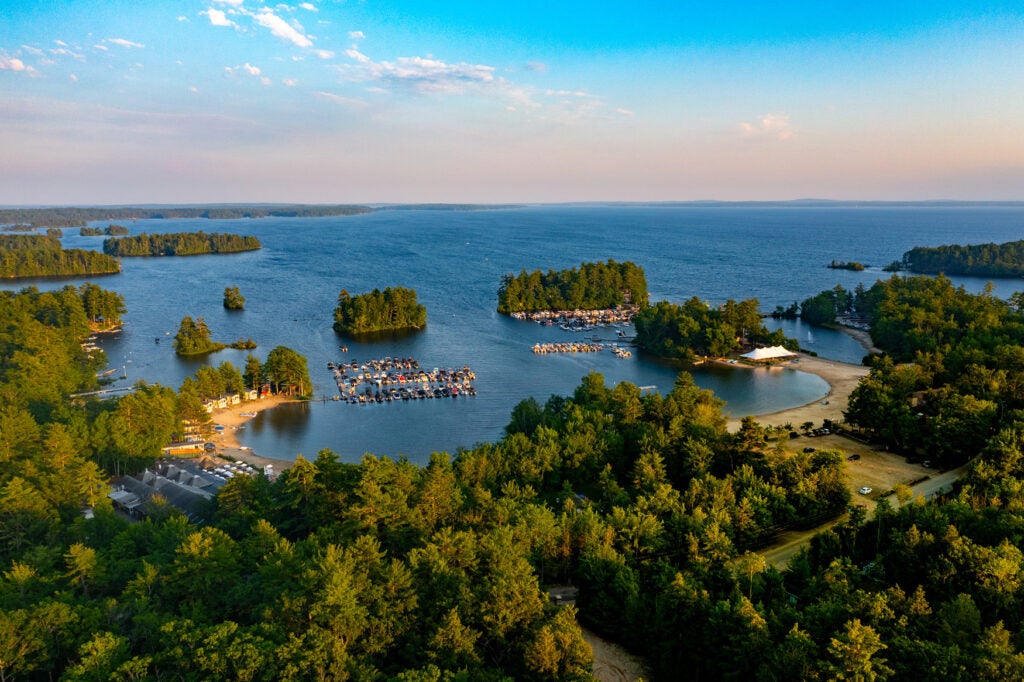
top-left (760, 463), bottom-right (971, 569)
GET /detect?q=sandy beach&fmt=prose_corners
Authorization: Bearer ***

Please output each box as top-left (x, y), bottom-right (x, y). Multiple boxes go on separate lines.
top-left (725, 325), bottom-right (874, 431)
top-left (208, 394), bottom-right (299, 472)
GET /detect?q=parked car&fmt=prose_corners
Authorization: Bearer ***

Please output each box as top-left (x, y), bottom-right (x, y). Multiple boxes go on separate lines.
top-left (803, 447), bottom-right (816, 453)
top-left (847, 453), bottom-right (861, 461)
top-left (858, 486), bottom-right (873, 495)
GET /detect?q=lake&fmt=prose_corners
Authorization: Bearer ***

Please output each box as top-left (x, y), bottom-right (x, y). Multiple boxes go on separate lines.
top-left (6, 203), bottom-right (1024, 463)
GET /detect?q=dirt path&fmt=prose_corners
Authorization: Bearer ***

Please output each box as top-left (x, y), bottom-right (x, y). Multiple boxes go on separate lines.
top-left (582, 627), bottom-right (650, 682)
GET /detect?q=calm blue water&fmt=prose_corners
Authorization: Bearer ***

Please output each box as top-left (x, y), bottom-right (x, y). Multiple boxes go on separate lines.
top-left (6, 203), bottom-right (1024, 463)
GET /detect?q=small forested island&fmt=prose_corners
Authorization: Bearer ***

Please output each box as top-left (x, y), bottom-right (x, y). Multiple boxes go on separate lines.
top-left (103, 231), bottom-right (261, 257)
top-left (0, 204), bottom-right (373, 229)
top-left (333, 286), bottom-right (427, 335)
top-left (497, 259), bottom-right (648, 313)
top-left (0, 233), bottom-right (121, 278)
top-left (173, 315), bottom-right (255, 355)
top-left (827, 259), bottom-right (866, 271)
top-left (634, 296), bottom-right (795, 361)
top-left (223, 285), bottom-right (245, 310)
top-left (81, 224), bottom-right (129, 236)
top-left (901, 239), bottom-right (1024, 277)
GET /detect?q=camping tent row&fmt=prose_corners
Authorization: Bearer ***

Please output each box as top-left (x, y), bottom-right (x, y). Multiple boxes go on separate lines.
top-left (740, 346), bottom-right (797, 361)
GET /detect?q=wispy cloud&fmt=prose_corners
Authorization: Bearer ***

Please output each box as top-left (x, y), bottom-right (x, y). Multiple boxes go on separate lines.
top-left (225, 63), bottom-right (263, 78)
top-left (739, 113), bottom-right (794, 140)
top-left (313, 49), bottom-right (334, 60)
top-left (314, 91), bottom-right (368, 108)
top-left (300, 3), bottom-right (318, 11)
top-left (349, 31), bottom-right (365, 40)
top-left (525, 61), bottom-right (548, 73)
top-left (106, 38), bottom-right (144, 49)
top-left (253, 9), bottom-right (313, 48)
top-left (341, 54), bottom-right (497, 95)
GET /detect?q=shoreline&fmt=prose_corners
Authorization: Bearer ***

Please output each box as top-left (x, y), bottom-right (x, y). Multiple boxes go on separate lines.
top-left (725, 325), bottom-right (875, 431)
top-left (205, 324), bottom-right (878, 464)
top-left (208, 394), bottom-right (298, 471)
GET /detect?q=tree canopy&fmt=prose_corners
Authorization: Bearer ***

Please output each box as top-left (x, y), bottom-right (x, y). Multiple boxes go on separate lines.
top-left (333, 287), bottom-right (427, 335)
top-left (103, 232), bottom-right (261, 257)
top-left (497, 259), bottom-right (648, 313)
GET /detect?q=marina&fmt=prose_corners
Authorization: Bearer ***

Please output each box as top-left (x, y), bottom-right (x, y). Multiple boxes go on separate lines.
top-left (328, 356), bottom-right (478, 404)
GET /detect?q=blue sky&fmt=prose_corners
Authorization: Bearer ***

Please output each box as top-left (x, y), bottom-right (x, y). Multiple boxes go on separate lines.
top-left (1, 1), bottom-right (1022, 204)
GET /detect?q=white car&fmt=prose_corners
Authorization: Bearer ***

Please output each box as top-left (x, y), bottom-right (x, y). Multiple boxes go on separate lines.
top-left (858, 486), bottom-right (873, 495)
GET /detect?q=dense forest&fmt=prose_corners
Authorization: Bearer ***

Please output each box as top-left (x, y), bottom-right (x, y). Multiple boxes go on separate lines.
top-left (103, 232), bottom-right (261, 257)
top-left (0, 205), bottom-right (373, 229)
top-left (333, 287), bottom-right (428, 335)
top-left (497, 260), bottom-right (648, 313)
top-left (634, 296), bottom-right (796, 361)
top-left (6, 273), bottom-right (1024, 680)
top-left (0, 234), bottom-right (121, 279)
top-left (903, 240), bottom-right (1024, 277)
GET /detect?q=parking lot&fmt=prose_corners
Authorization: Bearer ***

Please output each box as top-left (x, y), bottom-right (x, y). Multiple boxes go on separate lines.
top-left (794, 430), bottom-right (932, 506)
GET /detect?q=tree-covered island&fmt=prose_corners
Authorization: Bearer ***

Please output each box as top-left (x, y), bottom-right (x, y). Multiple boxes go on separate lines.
top-left (333, 286), bottom-right (427, 335)
top-left (497, 259), bottom-right (648, 313)
top-left (0, 234), bottom-right (121, 279)
top-left (173, 316), bottom-right (255, 356)
top-left (103, 231), bottom-right (261, 257)
top-left (901, 239), bottom-right (1024, 277)
top-left (223, 285), bottom-right (245, 310)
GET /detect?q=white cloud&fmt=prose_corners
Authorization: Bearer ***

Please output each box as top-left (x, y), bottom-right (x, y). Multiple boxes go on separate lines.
top-left (21, 45), bottom-right (44, 56)
top-left (739, 113), bottom-right (794, 140)
top-left (69, 73), bottom-right (78, 82)
top-left (300, 3), bottom-right (317, 11)
top-left (178, 15), bottom-right (189, 22)
top-left (55, 40), bottom-right (67, 47)
top-left (525, 61), bottom-right (547, 73)
top-left (545, 89), bottom-right (592, 98)
top-left (313, 49), bottom-right (334, 59)
top-left (107, 38), bottom-right (144, 49)
top-left (213, 0), bottom-right (244, 5)
top-left (345, 48), bottom-right (370, 64)
top-left (189, 86), bottom-right (199, 93)
top-left (349, 31), bottom-right (365, 40)
top-left (342, 54), bottom-right (498, 95)
top-left (225, 63), bottom-right (264, 79)
top-left (201, 8), bottom-right (236, 27)
top-left (243, 63), bottom-right (261, 76)
top-left (254, 9), bottom-right (312, 47)
top-left (261, 76), bottom-right (272, 86)
top-left (94, 44), bottom-right (109, 51)
top-left (283, 78), bottom-right (298, 86)
top-left (0, 57), bottom-right (27, 71)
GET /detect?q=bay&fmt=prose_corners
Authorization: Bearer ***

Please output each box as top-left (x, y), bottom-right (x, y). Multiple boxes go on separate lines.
top-left (6, 203), bottom-right (1024, 464)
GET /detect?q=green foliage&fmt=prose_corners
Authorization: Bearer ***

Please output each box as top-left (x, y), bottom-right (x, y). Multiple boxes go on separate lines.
top-left (634, 296), bottom-right (793, 359)
top-left (172, 316), bottom-right (225, 356)
top-left (333, 287), bottom-right (427, 335)
top-left (103, 231), bottom-right (262, 256)
top-left (264, 345), bottom-right (311, 397)
top-left (905, 239), bottom-right (1024, 277)
top-left (497, 259), bottom-right (648, 313)
top-left (0, 234), bottom-right (120, 278)
top-left (223, 285), bottom-right (245, 310)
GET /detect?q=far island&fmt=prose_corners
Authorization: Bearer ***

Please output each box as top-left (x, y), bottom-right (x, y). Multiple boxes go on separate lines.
top-left (103, 232), bottom-right (261, 257)
top-left (173, 316), bottom-right (256, 356)
top-left (333, 286), bottom-right (427, 335)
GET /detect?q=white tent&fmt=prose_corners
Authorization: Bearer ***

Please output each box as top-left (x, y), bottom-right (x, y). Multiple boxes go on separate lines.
top-left (740, 345), bottom-right (797, 361)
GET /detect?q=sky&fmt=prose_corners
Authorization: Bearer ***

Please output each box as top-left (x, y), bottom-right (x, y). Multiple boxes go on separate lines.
top-left (1, 1), bottom-right (1023, 204)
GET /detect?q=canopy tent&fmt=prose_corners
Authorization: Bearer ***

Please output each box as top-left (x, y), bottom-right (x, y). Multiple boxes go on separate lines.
top-left (740, 345), bottom-right (797, 361)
